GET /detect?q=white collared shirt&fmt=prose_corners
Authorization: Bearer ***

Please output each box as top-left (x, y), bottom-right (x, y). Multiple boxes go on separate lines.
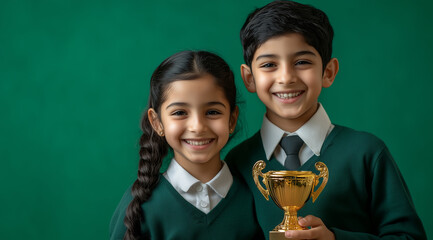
top-left (260, 104), bottom-right (334, 166)
top-left (163, 159), bottom-right (233, 214)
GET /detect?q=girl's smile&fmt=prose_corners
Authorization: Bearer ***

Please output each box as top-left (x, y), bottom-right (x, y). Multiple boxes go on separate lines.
top-left (149, 74), bottom-right (238, 181)
top-left (183, 138), bottom-right (215, 150)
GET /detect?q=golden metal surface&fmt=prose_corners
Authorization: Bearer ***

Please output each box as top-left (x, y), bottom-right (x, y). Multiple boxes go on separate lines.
top-left (252, 160), bottom-right (329, 234)
top-left (269, 231), bottom-right (290, 240)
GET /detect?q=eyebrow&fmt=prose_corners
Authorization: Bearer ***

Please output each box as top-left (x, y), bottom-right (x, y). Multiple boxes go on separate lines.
top-left (165, 101), bottom-right (227, 110)
top-left (255, 50), bottom-right (317, 61)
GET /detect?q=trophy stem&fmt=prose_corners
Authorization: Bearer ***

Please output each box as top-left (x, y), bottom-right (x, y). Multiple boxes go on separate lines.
top-left (275, 207), bottom-right (304, 231)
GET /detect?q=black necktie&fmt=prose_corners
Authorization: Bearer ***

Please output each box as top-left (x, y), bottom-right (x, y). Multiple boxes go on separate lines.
top-left (279, 135), bottom-right (304, 170)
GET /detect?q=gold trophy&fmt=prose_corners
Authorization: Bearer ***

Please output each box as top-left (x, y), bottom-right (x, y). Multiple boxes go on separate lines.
top-left (252, 160), bottom-right (328, 240)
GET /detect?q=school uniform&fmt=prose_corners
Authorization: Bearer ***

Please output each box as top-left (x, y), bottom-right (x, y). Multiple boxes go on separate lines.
top-left (225, 105), bottom-right (426, 240)
top-left (110, 161), bottom-right (264, 240)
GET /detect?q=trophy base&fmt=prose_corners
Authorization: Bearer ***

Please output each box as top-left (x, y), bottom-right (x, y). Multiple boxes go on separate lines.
top-left (269, 231), bottom-right (289, 240)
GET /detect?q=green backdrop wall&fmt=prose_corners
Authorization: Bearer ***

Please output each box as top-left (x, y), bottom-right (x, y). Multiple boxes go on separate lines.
top-left (1, 0), bottom-right (432, 239)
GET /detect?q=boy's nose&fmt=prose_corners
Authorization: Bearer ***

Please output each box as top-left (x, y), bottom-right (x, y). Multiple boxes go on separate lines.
top-left (278, 66), bottom-right (296, 84)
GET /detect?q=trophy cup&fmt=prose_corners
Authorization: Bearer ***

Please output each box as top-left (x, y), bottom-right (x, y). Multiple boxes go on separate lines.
top-left (252, 160), bottom-right (328, 240)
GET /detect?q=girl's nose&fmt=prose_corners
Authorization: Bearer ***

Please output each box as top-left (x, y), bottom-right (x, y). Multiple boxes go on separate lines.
top-left (188, 114), bottom-right (207, 133)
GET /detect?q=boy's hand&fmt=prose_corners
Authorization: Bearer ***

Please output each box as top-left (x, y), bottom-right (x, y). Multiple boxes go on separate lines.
top-left (284, 215), bottom-right (335, 240)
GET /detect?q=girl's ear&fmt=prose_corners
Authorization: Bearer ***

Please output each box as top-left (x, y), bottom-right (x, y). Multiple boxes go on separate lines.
top-left (322, 58), bottom-right (339, 88)
top-left (148, 108), bottom-right (164, 136)
top-left (229, 106), bottom-right (239, 134)
top-left (241, 64), bottom-right (256, 93)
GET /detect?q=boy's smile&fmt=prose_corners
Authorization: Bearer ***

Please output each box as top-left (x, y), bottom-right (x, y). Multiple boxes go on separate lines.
top-left (241, 33), bottom-right (338, 132)
top-left (274, 90), bottom-right (304, 104)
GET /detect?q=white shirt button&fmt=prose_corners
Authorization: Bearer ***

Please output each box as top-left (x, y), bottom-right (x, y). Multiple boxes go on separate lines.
top-left (196, 184), bottom-right (203, 192)
top-left (200, 201), bottom-right (208, 208)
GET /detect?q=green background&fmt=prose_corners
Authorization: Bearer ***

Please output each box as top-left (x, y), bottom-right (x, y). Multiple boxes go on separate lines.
top-left (1, 0), bottom-right (432, 239)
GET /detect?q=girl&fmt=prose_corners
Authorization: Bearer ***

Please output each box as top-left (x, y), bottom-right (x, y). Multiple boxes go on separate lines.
top-left (109, 51), bottom-right (264, 240)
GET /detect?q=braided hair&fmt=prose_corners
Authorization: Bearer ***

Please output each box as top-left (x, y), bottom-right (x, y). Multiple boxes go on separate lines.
top-left (123, 50), bottom-right (236, 240)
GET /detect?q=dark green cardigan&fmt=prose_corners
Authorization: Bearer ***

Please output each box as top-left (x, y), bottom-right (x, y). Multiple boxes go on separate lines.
top-left (110, 174), bottom-right (264, 240)
top-left (225, 125), bottom-right (426, 240)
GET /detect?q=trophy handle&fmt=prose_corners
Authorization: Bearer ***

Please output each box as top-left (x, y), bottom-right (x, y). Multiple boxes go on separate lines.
top-left (311, 161), bottom-right (328, 203)
top-left (252, 160), bottom-right (270, 201)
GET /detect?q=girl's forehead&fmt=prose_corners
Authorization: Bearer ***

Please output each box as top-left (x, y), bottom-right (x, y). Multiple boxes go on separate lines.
top-left (168, 75), bottom-right (217, 89)
top-left (162, 76), bottom-right (228, 106)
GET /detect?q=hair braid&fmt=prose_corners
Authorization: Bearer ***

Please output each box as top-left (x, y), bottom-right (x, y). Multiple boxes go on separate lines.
top-left (120, 50), bottom-right (236, 239)
top-left (123, 113), bottom-right (168, 240)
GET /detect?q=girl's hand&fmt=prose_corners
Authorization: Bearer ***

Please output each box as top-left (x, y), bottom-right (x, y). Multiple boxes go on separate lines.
top-left (284, 215), bottom-right (335, 240)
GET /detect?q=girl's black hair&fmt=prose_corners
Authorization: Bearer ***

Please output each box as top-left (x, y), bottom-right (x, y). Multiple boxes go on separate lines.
top-left (123, 50), bottom-right (236, 240)
top-left (240, 0), bottom-right (334, 71)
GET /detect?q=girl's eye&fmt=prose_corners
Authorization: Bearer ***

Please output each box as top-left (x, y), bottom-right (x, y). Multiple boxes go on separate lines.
top-left (260, 62), bottom-right (276, 68)
top-left (171, 110), bottom-right (187, 116)
top-left (207, 110), bottom-right (222, 116)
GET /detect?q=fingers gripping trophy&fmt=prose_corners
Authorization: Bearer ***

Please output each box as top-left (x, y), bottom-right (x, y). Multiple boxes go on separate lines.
top-left (252, 160), bottom-right (329, 240)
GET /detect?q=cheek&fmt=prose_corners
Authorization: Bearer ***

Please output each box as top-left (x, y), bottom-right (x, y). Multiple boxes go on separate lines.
top-left (213, 121), bottom-right (230, 141)
top-left (254, 79), bottom-right (271, 97)
top-left (165, 123), bottom-right (182, 136)
top-left (300, 72), bottom-right (321, 89)
top-left (160, 117), bottom-right (182, 138)
top-left (255, 75), bottom-right (272, 87)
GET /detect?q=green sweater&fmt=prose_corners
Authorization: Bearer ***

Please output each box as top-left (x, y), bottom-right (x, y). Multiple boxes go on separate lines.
top-left (225, 125), bottom-right (426, 240)
top-left (110, 174), bottom-right (264, 240)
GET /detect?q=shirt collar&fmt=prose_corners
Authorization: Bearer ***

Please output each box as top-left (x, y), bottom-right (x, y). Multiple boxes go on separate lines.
top-left (260, 104), bottom-right (332, 159)
top-left (206, 163), bottom-right (233, 198)
top-left (165, 159), bottom-right (233, 198)
top-left (165, 159), bottom-right (200, 193)
top-left (261, 117), bottom-right (285, 160)
top-left (296, 104), bottom-right (331, 156)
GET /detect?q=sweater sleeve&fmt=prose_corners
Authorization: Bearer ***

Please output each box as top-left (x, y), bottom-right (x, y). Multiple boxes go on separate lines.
top-left (109, 187), bottom-right (133, 240)
top-left (331, 146), bottom-right (426, 240)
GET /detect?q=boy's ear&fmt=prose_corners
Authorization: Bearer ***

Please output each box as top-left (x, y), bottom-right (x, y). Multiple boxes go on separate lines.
top-left (322, 58), bottom-right (339, 88)
top-left (229, 106), bottom-right (239, 134)
top-left (241, 64), bottom-right (256, 93)
top-left (148, 108), bottom-right (164, 136)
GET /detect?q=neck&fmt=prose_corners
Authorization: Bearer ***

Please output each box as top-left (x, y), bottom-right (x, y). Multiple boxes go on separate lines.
top-left (266, 103), bottom-right (319, 133)
top-left (175, 158), bottom-right (223, 183)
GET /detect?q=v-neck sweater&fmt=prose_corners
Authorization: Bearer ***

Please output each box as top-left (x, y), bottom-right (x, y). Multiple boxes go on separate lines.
top-left (110, 174), bottom-right (264, 240)
top-left (225, 125), bottom-right (426, 240)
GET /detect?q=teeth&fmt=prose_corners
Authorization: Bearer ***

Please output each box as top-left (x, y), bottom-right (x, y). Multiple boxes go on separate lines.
top-left (185, 140), bottom-right (212, 146)
top-left (275, 91), bottom-right (302, 99)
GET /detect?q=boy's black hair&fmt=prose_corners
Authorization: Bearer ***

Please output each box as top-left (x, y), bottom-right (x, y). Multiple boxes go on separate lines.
top-left (240, 0), bottom-right (334, 70)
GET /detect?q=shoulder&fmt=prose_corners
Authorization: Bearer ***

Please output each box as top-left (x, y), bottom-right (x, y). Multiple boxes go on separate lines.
top-left (231, 173), bottom-right (251, 194)
top-left (226, 174), bottom-right (258, 214)
top-left (329, 125), bottom-right (392, 169)
top-left (234, 131), bottom-right (262, 149)
top-left (227, 131), bottom-right (262, 156)
top-left (110, 177), bottom-right (167, 239)
top-left (109, 185), bottom-right (134, 240)
top-left (333, 124), bottom-right (386, 149)
top-left (111, 185), bottom-right (134, 219)
top-left (109, 178), bottom-right (169, 240)
top-left (225, 131), bottom-right (262, 165)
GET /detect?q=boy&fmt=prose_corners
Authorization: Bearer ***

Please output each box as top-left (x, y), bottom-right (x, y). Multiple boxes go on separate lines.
top-left (225, 1), bottom-right (426, 239)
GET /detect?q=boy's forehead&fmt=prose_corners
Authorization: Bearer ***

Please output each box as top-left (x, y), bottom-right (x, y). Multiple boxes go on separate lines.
top-left (252, 33), bottom-right (319, 61)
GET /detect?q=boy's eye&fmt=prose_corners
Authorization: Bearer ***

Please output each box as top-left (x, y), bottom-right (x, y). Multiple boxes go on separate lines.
top-left (295, 60), bottom-right (311, 66)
